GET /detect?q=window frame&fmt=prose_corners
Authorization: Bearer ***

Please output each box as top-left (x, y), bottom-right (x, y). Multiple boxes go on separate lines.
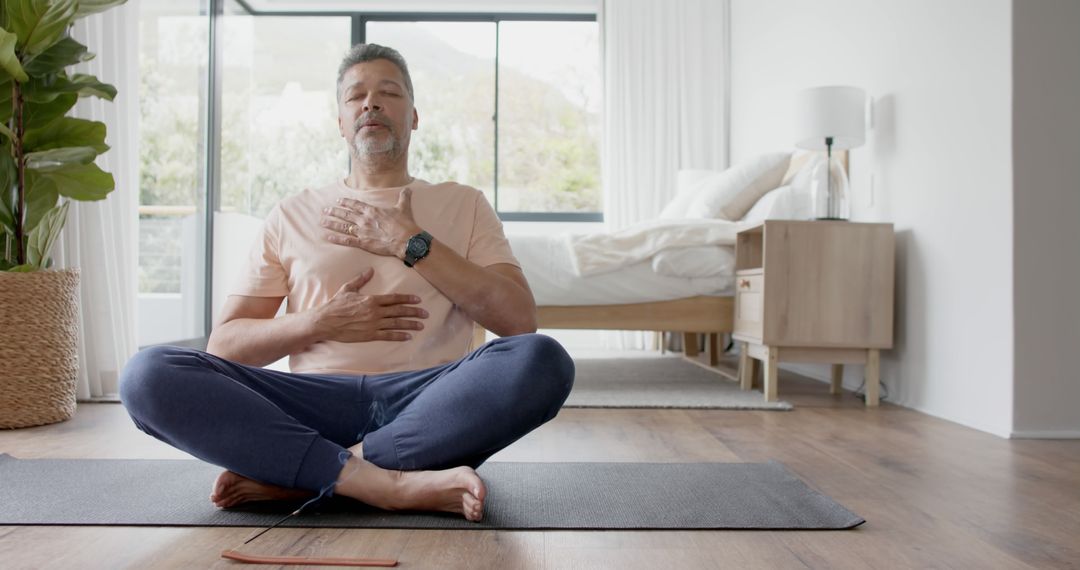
top-left (226, 1), bottom-right (602, 223)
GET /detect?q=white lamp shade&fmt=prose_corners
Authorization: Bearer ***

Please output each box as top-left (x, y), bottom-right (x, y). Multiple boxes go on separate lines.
top-left (793, 86), bottom-right (866, 150)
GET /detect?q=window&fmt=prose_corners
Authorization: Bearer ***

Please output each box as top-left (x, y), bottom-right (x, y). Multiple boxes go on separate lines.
top-left (495, 21), bottom-right (601, 217)
top-left (364, 16), bottom-right (601, 221)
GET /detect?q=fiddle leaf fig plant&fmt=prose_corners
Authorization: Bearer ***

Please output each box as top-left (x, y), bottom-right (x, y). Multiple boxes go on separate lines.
top-left (1, 0), bottom-right (127, 272)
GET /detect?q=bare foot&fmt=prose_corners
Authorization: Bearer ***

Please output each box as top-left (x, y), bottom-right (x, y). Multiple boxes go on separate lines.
top-left (336, 457), bottom-right (488, 522)
top-left (210, 470), bottom-right (314, 509)
top-left (392, 466), bottom-right (487, 522)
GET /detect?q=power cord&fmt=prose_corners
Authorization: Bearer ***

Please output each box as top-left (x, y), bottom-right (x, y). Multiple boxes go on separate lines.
top-left (853, 375), bottom-right (889, 403)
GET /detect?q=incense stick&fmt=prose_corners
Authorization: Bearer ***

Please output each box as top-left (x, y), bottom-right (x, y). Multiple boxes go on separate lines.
top-left (241, 506), bottom-right (303, 545)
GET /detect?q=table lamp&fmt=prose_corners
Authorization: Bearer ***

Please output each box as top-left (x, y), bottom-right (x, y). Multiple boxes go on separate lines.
top-left (793, 86), bottom-right (866, 220)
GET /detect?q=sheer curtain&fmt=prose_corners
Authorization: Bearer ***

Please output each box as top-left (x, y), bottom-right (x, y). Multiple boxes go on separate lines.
top-left (600, 0), bottom-right (729, 231)
top-left (52, 4), bottom-right (140, 400)
top-left (599, 0), bottom-right (729, 349)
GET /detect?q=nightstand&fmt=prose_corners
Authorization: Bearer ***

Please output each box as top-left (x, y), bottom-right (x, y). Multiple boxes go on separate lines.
top-left (732, 220), bottom-right (895, 406)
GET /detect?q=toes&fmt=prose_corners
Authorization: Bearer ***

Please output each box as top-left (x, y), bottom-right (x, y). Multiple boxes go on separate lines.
top-left (462, 492), bottom-right (484, 522)
top-left (468, 475), bottom-right (487, 501)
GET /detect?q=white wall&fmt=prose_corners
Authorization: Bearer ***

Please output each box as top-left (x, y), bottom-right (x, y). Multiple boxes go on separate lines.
top-left (730, 0), bottom-right (1015, 436)
top-left (1011, 0), bottom-right (1080, 438)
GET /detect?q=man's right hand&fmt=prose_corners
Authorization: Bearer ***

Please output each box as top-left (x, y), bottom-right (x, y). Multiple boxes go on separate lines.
top-left (310, 268), bottom-right (428, 343)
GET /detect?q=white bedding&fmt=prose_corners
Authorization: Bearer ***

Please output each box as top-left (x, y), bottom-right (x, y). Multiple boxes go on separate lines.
top-left (509, 233), bottom-right (735, 306)
top-left (505, 182), bottom-right (807, 307)
top-left (567, 218), bottom-right (750, 276)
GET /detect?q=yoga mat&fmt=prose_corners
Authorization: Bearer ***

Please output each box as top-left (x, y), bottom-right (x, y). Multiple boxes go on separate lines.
top-left (0, 454), bottom-right (863, 530)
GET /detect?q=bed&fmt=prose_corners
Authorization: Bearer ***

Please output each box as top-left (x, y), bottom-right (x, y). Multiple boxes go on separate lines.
top-left (476, 150), bottom-right (838, 368)
top-left (509, 220), bottom-right (744, 366)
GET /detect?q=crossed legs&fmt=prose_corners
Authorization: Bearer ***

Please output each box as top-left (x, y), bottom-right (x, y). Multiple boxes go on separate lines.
top-left (119, 333), bottom-right (574, 521)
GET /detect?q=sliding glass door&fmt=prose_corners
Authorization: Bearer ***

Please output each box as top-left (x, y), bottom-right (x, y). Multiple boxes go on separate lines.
top-left (136, 0), bottom-right (210, 347)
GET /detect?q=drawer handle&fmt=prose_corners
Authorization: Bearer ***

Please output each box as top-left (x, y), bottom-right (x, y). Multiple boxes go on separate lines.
top-left (739, 279), bottom-right (751, 289)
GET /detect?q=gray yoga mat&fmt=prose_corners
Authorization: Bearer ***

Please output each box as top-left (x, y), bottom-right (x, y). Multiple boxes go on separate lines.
top-left (0, 454), bottom-right (862, 530)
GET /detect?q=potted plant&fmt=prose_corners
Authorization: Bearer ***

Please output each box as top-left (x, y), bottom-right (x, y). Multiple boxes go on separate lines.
top-left (1, 0), bottom-right (127, 428)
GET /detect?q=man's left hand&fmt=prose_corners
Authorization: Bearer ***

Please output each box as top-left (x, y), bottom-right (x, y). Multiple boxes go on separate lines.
top-left (322, 188), bottom-right (422, 259)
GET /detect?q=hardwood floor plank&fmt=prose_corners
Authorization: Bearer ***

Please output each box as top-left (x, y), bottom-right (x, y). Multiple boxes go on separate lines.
top-left (397, 530), bottom-right (544, 568)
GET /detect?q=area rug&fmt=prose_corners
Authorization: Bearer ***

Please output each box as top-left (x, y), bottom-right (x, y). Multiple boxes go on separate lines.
top-left (564, 356), bottom-right (792, 410)
top-left (0, 455), bottom-right (862, 530)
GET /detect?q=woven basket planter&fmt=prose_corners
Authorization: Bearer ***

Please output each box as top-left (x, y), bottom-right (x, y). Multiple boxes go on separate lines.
top-left (0, 268), bottom-right (80, 429)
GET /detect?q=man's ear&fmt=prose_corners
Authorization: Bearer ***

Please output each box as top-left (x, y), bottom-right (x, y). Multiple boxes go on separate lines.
top-left (338, 115), bottom-right (346, 137)
top-left (412, 108), bottom-right (419, 131)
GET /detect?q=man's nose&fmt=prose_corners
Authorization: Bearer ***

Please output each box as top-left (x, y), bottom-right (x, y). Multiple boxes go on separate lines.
top-left (362, 97), bottom-right (382, 112)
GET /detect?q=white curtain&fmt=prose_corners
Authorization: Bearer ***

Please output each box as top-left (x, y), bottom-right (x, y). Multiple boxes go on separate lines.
top-left (600, 0), bottom-right (729, 231)
top-left (599, 0), bottom-right (729, 350)
top-left (52, 4), bottom-right (140, 400)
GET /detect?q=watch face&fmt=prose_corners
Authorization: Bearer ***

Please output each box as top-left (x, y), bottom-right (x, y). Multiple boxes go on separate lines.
top-left (408, 236), bottom-right (428, 257)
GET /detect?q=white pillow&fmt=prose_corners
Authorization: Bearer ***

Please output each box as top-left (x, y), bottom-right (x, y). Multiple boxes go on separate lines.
top-left (740, 153), bottom-right (824, 223)
top-left (685, 152), bottom-right (792, 221)
top-left (651, 246), bottom-right (736, 278)
top-left (741, 187), bottom-right (786, 224)
top-left (659, 169), bottom-right (721, 219)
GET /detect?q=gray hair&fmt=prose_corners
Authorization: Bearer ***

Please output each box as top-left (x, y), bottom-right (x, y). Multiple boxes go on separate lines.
top-left (336, 43), bottom-right (415, 101)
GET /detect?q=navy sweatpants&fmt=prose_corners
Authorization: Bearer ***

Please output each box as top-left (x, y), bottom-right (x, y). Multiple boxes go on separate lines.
top-left (119, 333), bottom-right (574, 498)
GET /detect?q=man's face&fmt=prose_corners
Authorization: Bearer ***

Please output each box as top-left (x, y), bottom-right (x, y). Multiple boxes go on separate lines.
top-left (337, 59), bottom-right (418, 161)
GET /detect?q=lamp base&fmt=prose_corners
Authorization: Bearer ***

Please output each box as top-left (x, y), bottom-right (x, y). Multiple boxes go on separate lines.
top-left (809, 155), bottom-right (851, 221)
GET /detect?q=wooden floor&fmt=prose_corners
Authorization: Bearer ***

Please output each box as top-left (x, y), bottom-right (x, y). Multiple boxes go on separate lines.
top-left (1, 358), bottom-right (1078, 569)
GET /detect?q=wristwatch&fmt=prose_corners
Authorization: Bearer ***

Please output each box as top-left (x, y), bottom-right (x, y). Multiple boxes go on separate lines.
top-left (403, 230), bottom-right (433, 267)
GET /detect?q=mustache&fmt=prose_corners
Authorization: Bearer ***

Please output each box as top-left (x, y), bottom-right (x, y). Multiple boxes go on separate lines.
top-left (355, 112), bottom-right (391, 130)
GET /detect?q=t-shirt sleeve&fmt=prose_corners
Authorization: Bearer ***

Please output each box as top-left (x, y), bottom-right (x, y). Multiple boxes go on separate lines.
top-left (231, 205), bottom-right (290, 297)
top-left (466, 190), bottom-right (521, 268)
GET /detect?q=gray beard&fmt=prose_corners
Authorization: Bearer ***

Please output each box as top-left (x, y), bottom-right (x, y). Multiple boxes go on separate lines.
top-left (352, 129), bottom-right (404, 161)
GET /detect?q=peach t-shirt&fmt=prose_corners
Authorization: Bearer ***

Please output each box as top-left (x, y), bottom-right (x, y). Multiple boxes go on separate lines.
top-left (232, 178), bottom-right (520, 375)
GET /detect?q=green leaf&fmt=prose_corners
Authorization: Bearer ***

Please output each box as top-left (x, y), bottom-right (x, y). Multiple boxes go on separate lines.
top-left (4, 0), bottom-right (78, 57)
top-left (65, 73), bottom-right (116, 100)
top-left (23, 169), bottom-right (59, 233)
top-left (26, 198), bottom-right (67, 268)
top-left (0, 122), bottom-right (14, 141)
top-left (0, 26), bottom-right (28, 83)
top-left (24, 117), bottom-right (108, 153)
top-left (75, 0), bottom-right (127, 19)
top-left (27, 161), bottom-right (113, 202)
top-left (22, 35), bottom-right (91, 77)
top-left (7, 263), bottom-right (38, 272)
top-left (20, 76), bottom-right (61, 103)
top-left (24, 91), bottom-right (75, 129)
top-left (25, 145), bottom-right (98, 170)
top-left (24, 72), bottom-right (116, 102)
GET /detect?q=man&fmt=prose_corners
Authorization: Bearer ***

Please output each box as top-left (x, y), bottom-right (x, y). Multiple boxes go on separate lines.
top-left (120, 44), bottom-right (574, 523)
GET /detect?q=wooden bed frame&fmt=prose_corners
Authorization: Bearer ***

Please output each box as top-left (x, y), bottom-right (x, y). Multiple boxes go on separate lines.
top-left (473, 295), bottom-right (735, 367)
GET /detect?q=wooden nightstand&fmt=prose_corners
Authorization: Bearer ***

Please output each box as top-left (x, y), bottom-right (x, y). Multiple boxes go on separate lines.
top-left (732, 220), bottom-right (895, 406)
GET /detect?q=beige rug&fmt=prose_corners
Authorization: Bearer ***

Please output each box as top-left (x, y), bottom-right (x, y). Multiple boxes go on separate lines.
top-left (564, 355), bottom-right (792, 410)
